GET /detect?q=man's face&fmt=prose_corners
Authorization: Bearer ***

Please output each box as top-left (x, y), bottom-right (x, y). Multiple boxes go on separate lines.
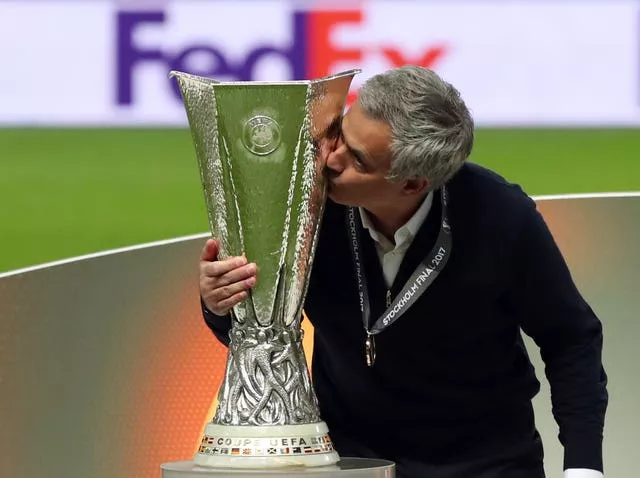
top-left (325, 101), bottom-right (404, 210)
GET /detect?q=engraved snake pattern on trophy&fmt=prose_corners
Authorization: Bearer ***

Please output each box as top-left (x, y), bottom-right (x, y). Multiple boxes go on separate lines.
top-left (214, 325), bottom-right (320, 426)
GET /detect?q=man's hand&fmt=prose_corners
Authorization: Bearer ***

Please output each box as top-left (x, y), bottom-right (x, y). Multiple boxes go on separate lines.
top-left (199, 238), bottom-right (258, 315)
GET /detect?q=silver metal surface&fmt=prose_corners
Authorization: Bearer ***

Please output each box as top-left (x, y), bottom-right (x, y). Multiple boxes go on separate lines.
top-left (161, 458), bottom-right (395, 477)
top-left (217, 326), bottom-right (318, 425)
top-left (171, 70), bottom-right (358, 465)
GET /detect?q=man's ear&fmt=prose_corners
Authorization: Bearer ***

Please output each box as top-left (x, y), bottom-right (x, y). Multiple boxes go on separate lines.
top-left (402, 178), bottom-right (429, 196)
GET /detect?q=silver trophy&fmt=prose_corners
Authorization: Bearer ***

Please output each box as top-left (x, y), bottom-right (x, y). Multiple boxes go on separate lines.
top-left (170, 69), bottom-right (359, 469)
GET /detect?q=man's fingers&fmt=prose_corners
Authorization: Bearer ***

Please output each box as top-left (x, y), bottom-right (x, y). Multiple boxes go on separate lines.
top-left (203, 262), bottom-right (257, 286)
top-left (214, 291), bottom-right (249, 314)
top-left (200, 238), bottom-right (220, 262)
top-left (202, 256), bottom-right (246, 278)
top-left (202, 256), bottom-right (254, 279)
top-left (210, 277), bottom-right (256, 303)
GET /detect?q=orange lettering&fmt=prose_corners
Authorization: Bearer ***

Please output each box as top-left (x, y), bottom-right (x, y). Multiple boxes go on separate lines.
top-left (307, 10), bottom-right (363, 79)
top-left (381, 45), bottom-right (448, 68)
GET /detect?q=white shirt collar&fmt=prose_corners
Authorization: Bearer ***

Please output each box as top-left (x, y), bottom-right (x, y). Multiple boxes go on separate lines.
top-left (358, 191), bottom-right (434, 252)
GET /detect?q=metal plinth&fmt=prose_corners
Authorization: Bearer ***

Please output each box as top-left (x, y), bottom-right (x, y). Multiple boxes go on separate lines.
top-left (161, 458), bottom-right (395, 477)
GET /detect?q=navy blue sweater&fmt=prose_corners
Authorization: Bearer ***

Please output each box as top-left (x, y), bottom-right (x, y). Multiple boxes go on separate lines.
top-left (203, 163), bottom-right (608, 471)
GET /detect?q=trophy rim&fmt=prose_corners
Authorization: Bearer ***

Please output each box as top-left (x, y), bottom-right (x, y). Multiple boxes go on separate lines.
top-left (168, 69), bottom-right (362, 86)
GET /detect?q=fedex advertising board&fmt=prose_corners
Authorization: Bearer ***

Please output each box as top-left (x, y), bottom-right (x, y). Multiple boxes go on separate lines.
top-left (0, 0), bottom-right (638, 126)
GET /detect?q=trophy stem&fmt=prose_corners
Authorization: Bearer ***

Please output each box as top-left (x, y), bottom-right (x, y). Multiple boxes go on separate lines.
top-left (213, 322), bottom-right (320, 427)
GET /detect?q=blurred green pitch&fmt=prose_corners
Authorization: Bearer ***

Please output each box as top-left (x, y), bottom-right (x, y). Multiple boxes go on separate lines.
top-left (1, 128), bottom-right (639, 273)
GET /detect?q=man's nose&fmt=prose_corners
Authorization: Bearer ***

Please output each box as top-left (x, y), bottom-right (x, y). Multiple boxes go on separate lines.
top-left (325, 143), bottom-right (347, 174)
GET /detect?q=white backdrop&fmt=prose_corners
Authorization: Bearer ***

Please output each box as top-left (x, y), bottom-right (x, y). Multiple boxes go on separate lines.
top-left (1, 0), bottom-right (639, 126)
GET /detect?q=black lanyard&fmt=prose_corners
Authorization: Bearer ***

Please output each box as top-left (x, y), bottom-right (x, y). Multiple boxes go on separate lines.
top-left (346, 187), bottom-right (452, 366)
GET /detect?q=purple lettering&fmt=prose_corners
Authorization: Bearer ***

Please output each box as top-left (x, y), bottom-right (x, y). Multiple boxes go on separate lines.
top-left (169, 45), bottom-right (232, 77)
top-left (236, 12), bottom-right (307, 81)
top-left (116, 11), bottom-right (166, 105)
top-left (239, 44), bottom-right (304, 81)
top-left (168, 45), bottom-right (233, 99)
top-left (115, 10), bottom-right (309, 105)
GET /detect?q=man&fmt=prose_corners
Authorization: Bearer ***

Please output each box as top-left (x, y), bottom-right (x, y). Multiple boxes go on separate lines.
top-left (199, 66), bottom-right (608, 478)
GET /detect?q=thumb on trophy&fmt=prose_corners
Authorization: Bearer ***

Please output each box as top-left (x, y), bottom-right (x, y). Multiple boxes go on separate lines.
top-left (200, 238), bottom-right (221, 262)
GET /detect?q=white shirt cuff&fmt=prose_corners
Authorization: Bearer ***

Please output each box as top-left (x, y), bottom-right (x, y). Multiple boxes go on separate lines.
top-left (564, 469), bottom-right (603, 478)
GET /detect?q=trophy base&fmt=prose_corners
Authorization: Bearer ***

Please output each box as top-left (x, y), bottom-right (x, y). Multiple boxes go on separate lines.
top-left (194, 423), bottom-right (339, 468)
top-left (161, 458), bottom-right (395, 477)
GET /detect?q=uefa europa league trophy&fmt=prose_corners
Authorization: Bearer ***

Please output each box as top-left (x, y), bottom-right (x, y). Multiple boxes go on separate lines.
top-left (170, 69), bottom-right (359, 469)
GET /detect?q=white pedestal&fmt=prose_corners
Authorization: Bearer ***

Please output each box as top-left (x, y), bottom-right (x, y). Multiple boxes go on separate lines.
top-left (161, 458), bottom-right (395, 477)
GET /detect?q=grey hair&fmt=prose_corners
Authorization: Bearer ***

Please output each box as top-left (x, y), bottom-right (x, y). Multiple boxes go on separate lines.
top-left (357, 65), bottom-right (474, 190)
